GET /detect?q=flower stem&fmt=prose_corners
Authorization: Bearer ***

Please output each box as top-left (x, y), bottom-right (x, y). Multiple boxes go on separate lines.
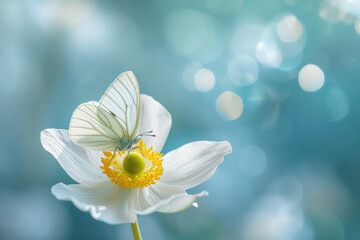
top-left (131, 216), bottom-right (142, 240)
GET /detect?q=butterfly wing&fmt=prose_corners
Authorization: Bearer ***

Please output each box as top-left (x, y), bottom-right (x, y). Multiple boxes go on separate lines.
top-left (69, 101), bottom-right (128, 151)
top-left (98, 71), bottom-right (140, 144)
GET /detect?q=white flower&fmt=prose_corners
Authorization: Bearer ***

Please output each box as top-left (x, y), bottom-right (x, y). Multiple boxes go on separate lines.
top-left (41, 95), bottom-right (232, 224)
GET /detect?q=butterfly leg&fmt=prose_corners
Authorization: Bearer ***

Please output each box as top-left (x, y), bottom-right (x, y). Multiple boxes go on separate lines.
top-left (131, 145), bottom-right (145, 157)
top-left (108, 146), bottom-right (120, 165)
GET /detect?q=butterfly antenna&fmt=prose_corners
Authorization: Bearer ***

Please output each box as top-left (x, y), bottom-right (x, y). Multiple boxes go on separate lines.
top-left (140, 130), bottom-right (156, 138)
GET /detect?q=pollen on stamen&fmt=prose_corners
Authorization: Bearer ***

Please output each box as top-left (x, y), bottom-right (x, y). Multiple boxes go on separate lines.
top-left (100, 140), bottom-right (164, 189)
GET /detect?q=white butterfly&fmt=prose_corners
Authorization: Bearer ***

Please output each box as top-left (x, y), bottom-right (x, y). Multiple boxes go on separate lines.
top-left (69, 71), bottom-right (154, 154)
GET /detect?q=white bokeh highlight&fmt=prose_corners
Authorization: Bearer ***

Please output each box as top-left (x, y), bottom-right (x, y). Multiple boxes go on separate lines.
top-left (256, 41), bottom-right (282, 68)
top-left (194, 68), bottom-right (215, 92)
top-left (355, 18), bottom-right (360, 34)
top-left (216, 91), bottom-right (244, 120)
top-left (346, 0), bottom-right (360, 17)
top-left (241, 196), bottom-right (306, 240)
top-left (319, 0), bottom-right (347, 23)
top-left (277, 15), bottom-right (303, 43)
top-left (298, 64), bottom-right (325, 92)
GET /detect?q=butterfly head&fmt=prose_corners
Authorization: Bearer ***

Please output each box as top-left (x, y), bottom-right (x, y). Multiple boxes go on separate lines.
top-left (108, 130), bottom-right (157, 165)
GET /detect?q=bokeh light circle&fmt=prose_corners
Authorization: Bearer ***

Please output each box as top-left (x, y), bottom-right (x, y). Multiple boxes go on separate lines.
top-left (355, 18), bottom-right (360, 34)
top-left (238, 145), bottom-right (267, 177)
top-left (194, 68), bottom-right (215, 92)
top-left (182, 62), bottom-right (202, 91)
top-left (256, 41), bottom-right (282, 68)
top-left (310, 86), bottom-right (351, 122)
top-left (216, 91), bottom-right (243, 120)
top-left (346, 0), bottom-right (360, 18)
top-left (298, 64), bottom-right (325, 92)
top-left (326, 88), bottom-right (350, 121)
top-left (277, 15), bottom-right (303, 43)
top-left (165, 10), bottom-right (222, 63)
top-left (241, 196), bottom-right (305, 240)
top-left (228, 55), bottom-right (259, 86)
top-left (319, 0), bottom-right (347, 23)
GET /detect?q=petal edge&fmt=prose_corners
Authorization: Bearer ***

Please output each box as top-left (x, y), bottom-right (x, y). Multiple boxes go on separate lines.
top-left (138, 94), bottom-right (172, 153)
top-left (159, 141), bottom-right (232, 190)
top-left (52, 182), bottom-right (137, 224)
top-left (41, 129), bottom-right (107, 185)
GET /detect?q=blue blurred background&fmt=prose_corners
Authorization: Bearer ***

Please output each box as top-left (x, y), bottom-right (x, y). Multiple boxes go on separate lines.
top-left (1, 0), bottom-right (360, 239)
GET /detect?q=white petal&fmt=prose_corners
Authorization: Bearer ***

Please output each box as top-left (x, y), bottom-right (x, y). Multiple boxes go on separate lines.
top-left (138, 95), bottom-right (171, 153)
top-left (159, 141), bottom-right (232, 190)
top-left (41, 129), bottom-right (108, 185)
top-left (52, 182), bottom-right (136, 224)
top-left (128, 183), bottom-right (208, 214)
top-left (139, 189), bottom-right (209, 214)
top-left (128, 183), bottom-right (184, 213)
top-left (155, 191), bottom-right (208, 213)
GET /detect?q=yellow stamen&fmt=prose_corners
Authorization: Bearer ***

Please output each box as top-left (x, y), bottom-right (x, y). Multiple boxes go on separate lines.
top-left (100, 140), bottom-right (163, 189)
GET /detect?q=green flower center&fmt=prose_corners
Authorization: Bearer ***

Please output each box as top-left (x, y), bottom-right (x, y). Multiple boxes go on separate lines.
top-left (122, 152), bottom-right (145, 175)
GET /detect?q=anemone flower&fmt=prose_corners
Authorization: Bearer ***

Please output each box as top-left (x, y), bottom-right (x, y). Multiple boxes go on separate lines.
top-left (41, 94), bottom-right (231, 240)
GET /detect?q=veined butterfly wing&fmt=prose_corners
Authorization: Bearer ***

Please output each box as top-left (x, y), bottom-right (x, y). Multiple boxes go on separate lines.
top-left (98, 71), bottom-right (140, 143)
top-left (69, 101), bottom-right (127, 151)
top-left (69, 71), bottom-right (141, 152)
